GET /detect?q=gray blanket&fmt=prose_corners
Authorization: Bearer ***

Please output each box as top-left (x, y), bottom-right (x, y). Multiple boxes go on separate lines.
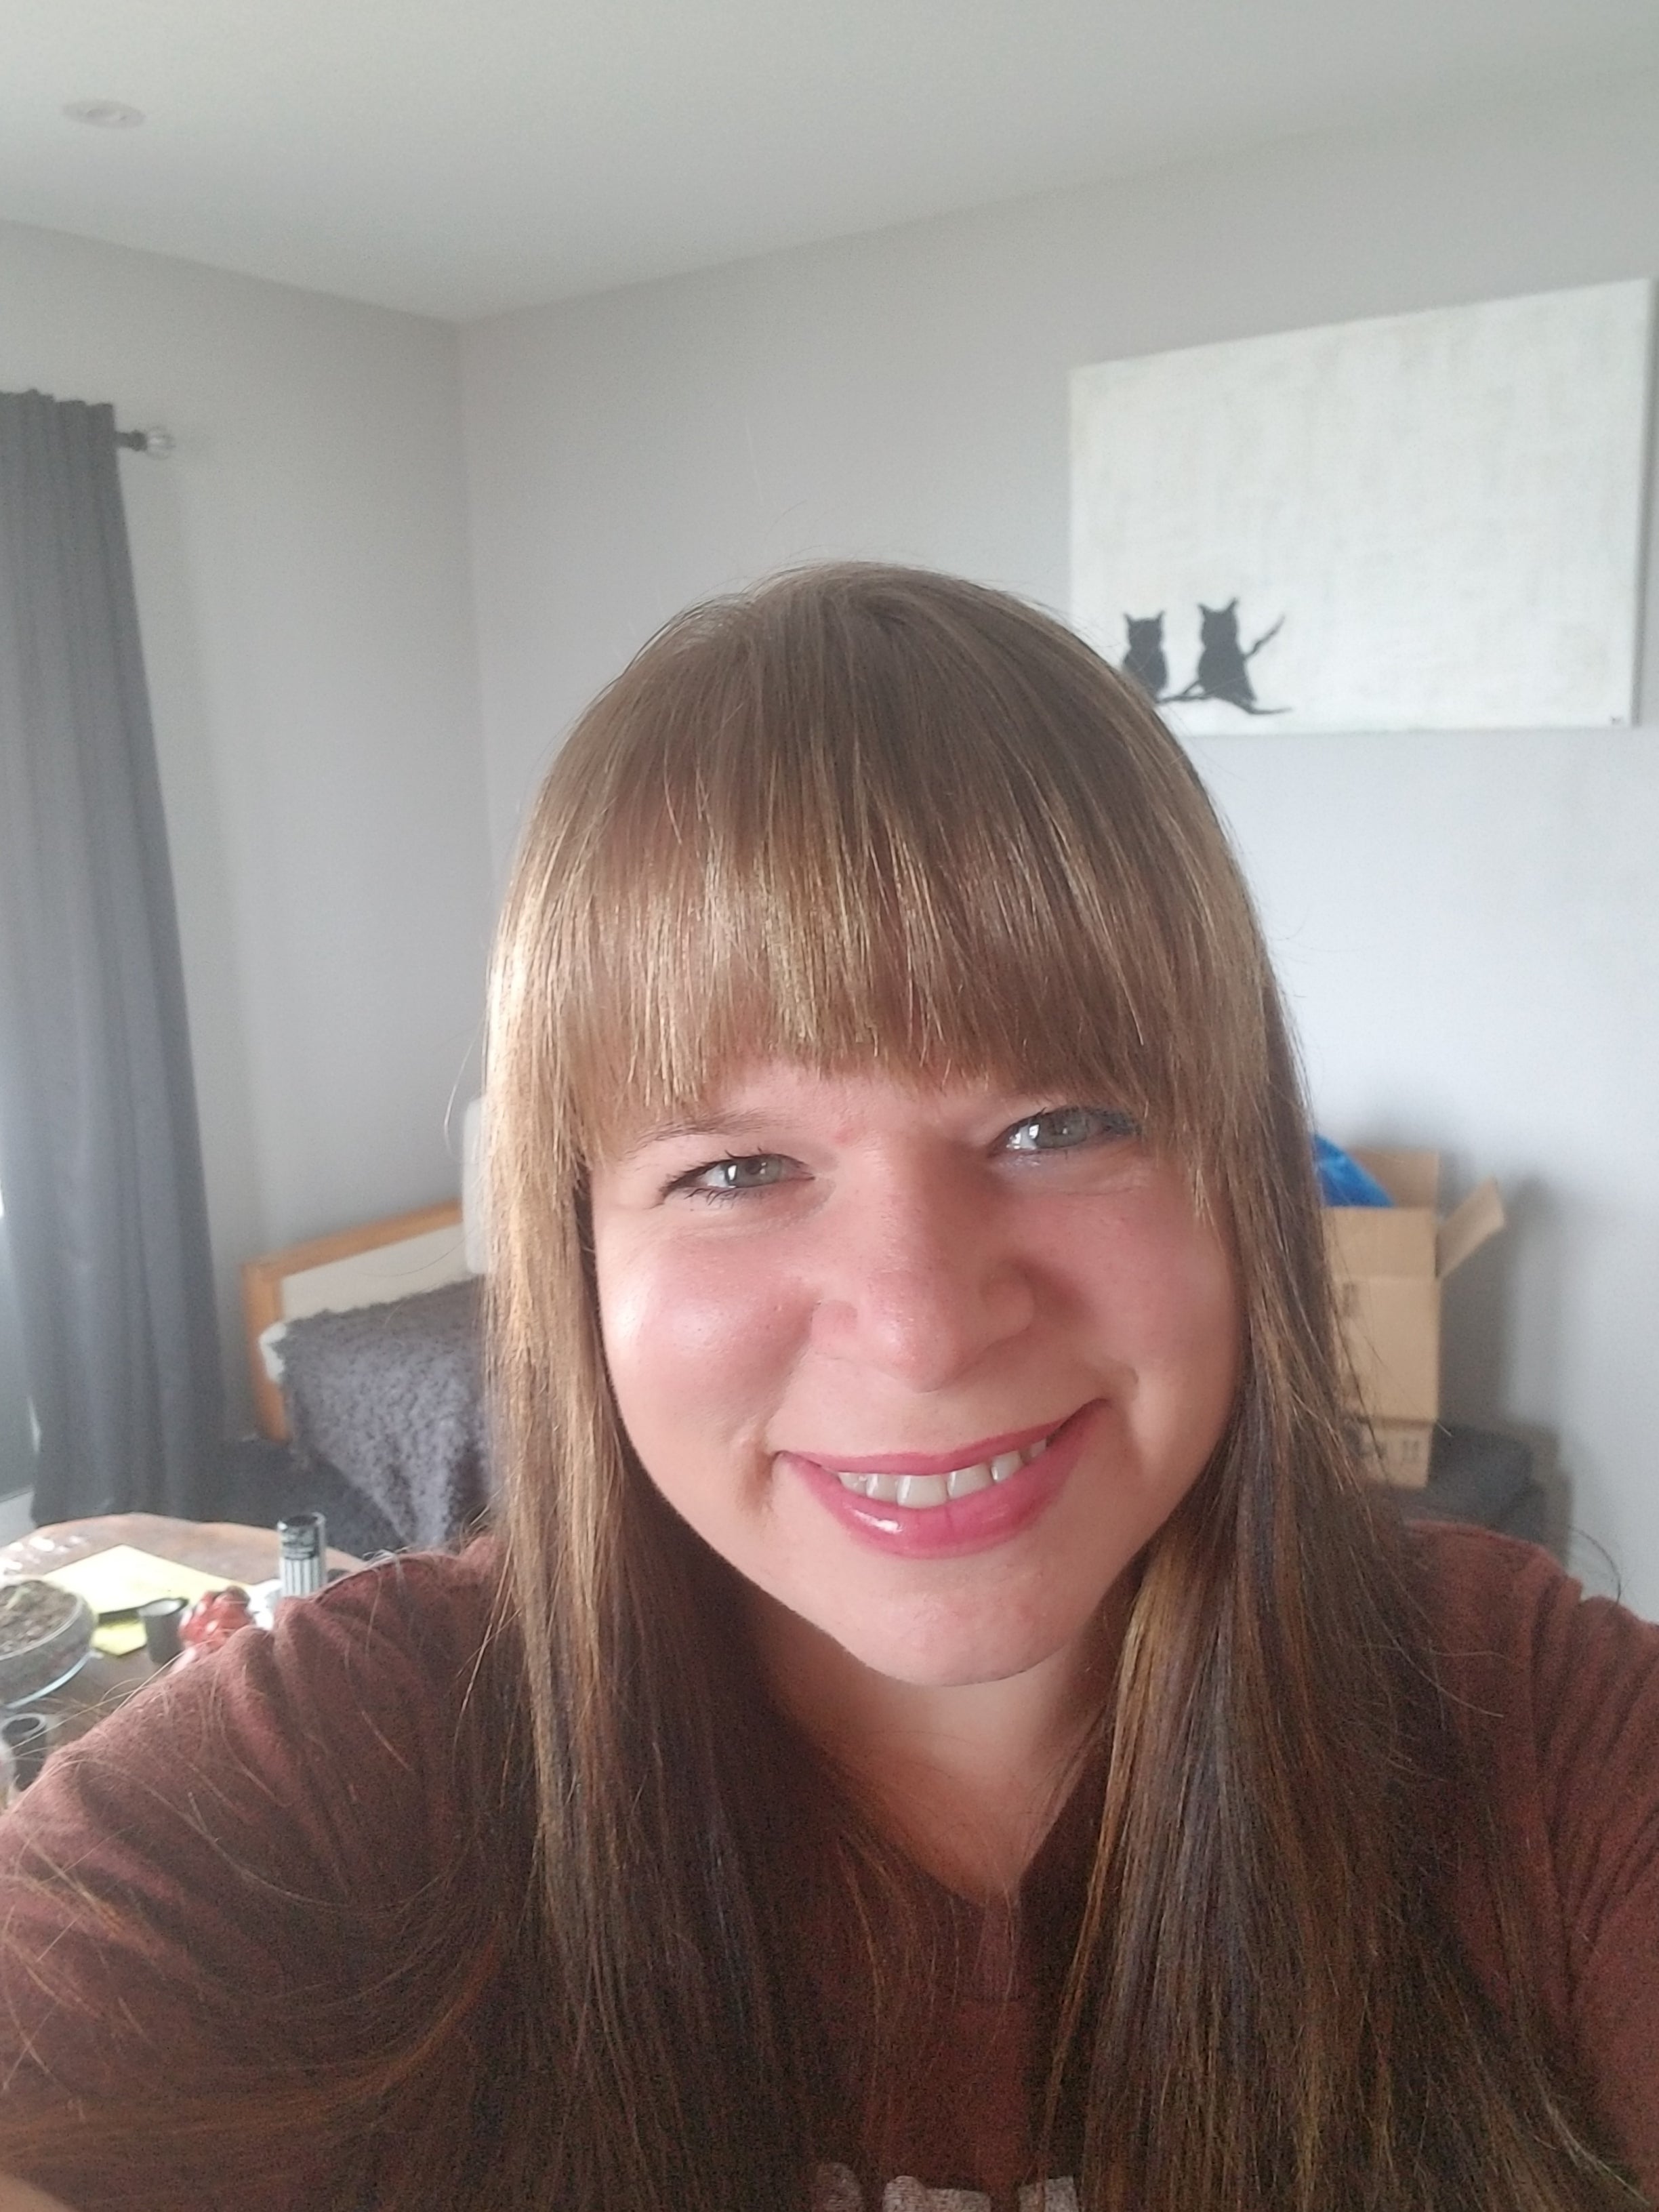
top-left (279, 1279), bottom-right (487, 1550)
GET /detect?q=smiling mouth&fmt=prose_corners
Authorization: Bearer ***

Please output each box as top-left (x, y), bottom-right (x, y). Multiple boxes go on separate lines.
top-left (830, 1434), bottom-right (1051, 1510)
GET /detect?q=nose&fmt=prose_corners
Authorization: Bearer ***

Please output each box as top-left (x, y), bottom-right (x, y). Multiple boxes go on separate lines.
top-left (806, 1161), bottom-right (1037, 1390)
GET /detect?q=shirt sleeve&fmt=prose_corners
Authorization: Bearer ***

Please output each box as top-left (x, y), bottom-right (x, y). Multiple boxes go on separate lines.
top-left (0, 1546), bottom-right (499, 2212)
top-left (1418, 1523), bottom-right (1659, 2192)
top-left (1530, 1554), bottom-right (1659, 2185)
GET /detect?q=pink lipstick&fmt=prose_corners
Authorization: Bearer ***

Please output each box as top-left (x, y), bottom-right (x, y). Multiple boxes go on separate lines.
top-left (779, 1402), bottom-right (1100, 1560)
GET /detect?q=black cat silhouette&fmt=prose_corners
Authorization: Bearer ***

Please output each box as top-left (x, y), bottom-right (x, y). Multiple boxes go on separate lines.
top-left (1172, 600), bottom-right (1287, 714)
top-left (1122, 613), bottom-right (1168, 701)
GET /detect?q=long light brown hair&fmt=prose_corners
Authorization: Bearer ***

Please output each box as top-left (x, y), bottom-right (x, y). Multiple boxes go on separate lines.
top-left (482, 564), bottom-right (1637, 2210)
top-left (0, 565), bottom-right (1638, 2209)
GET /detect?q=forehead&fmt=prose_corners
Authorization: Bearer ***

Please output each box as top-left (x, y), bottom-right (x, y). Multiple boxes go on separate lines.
top-left (598, 1060), bottom-right (1053, 1152)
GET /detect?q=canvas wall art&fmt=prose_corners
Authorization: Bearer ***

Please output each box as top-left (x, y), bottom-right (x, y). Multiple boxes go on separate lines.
top-left (1071, 281), bottom-right (1653, 735)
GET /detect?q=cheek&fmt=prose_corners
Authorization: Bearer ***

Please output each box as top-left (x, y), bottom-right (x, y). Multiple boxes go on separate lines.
top-left (1064, 1193), bottom-right (1240, 1412)
top-left (1151, 1231), bottom-right (1240, 1374)
top-left (1153, 1235), bottom-right (1242, 1452)
top-left (600, 1248), bottom-right (743, 1365)
top-left (595, 1238), bottom-right (801, 1458)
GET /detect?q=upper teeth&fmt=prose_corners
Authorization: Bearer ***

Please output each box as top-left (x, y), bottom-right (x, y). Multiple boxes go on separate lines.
top-left (834, 1437), bottom-right (1049, 1508)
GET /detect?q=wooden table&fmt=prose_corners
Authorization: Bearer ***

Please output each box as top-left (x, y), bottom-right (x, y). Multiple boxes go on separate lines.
top-left (0, 1512), bottom-right (363, 1751)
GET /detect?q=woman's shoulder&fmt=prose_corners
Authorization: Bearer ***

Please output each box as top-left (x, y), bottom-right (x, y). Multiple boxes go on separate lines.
top-left (1406, 1516), bottom-right (1659, 1677)
top-left (0, 1531), bottom-right (517, 1959)
top-left (312, 1527), bottom-right (508, 1622)
top-left (299, 1530), bottom-right (508, 1664)
top-left (90, 1539), bottom-right (504, 1761)
top-left (1405, 1523), bottom-right (1659, 2180)
top-left (1404, 1517), bottom-right (1659, 1782)
top-left (0, 1534), bottom-right (522, 2208)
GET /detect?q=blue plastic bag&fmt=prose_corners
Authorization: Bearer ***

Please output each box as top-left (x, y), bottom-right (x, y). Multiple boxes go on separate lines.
top-left (1313, 1134), bottom-right (1393, 1208)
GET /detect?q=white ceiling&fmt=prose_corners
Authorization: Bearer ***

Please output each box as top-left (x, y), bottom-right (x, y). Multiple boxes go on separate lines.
top-left (2, 0), bottom-right (1658, 324)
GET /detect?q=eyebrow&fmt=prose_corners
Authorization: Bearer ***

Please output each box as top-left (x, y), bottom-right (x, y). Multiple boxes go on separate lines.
top-left (611, 1110), bottom-right (781, 1164)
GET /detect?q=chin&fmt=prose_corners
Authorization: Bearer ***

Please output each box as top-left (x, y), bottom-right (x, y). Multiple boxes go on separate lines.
top-left (866, 1649), bottom-right (1061, 1691)
top-left (823, 1600), bottom-right (1097, 1691)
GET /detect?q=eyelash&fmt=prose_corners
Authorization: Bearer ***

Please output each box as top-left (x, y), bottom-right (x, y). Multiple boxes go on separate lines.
top-left (662, 1107), bottom-right (1139, 1204)
top-left (1003, 1105), bottom-right (1140, 1155)
top-left (665, 1154), bottom-right (793, 1204)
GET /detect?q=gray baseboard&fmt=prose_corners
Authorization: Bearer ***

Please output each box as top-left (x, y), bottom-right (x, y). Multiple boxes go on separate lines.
top-left (0, 1490), bottom-right (33, 1546)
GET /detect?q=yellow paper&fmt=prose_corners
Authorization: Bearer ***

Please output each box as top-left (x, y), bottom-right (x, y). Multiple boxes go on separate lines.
top-left (40, 1547), bottom-right (234, 1658)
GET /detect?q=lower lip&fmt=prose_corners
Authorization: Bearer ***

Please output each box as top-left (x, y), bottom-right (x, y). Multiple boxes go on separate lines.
top-left (782, 1404), bottom-right (1101, 1561)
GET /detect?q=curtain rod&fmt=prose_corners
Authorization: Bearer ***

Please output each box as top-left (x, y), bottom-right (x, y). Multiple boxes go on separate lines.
top-left (115, 426), bottom-right (175, 457)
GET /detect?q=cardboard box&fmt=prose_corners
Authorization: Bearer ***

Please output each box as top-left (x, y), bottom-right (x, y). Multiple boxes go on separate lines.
top-left (1324, 1149), bottom-right (1505, 1488)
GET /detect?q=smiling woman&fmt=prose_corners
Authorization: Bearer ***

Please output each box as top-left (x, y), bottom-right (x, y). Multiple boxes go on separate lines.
top-left (590, 1069), bottom-right (1237, 1724)
top-left (0, 565), bottom-right (1656, 2212)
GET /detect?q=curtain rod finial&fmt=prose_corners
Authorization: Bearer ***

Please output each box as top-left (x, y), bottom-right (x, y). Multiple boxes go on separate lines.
top-left (115, 426), bottom-right (173, 457)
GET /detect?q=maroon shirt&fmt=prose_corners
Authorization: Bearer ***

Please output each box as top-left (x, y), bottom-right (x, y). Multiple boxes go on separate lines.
top-left (0, 1524), bottom-right (1654, 2208)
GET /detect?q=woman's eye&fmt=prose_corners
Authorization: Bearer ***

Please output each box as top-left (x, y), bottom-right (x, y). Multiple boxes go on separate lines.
top-left (1002, 1106), bottom-right (1139, 1155)
top-left (674, 1152), bottom-right (796, 1199)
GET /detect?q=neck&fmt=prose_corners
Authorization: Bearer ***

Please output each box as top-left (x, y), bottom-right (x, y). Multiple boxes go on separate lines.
top-left (750, 1592), bottom-right (1125, 1900)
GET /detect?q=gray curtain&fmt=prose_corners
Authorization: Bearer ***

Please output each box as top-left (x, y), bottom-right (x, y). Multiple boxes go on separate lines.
top-left (0, 389), bottom-right (222, 1521)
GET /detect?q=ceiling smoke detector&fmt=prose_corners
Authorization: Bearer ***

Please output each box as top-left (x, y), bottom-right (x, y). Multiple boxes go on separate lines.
top-left (64, 100), bottom-right (145, 129)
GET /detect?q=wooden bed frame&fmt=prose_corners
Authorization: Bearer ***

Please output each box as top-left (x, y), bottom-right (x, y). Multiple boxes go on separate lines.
top-left (239, 1200), bottom-right (468, 1442)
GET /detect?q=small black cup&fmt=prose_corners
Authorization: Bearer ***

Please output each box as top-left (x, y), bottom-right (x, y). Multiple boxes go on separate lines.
top-left (1, 1712), bottom-right (51, 1793)
top-left (138, 1595), bottom-right (189, 1664)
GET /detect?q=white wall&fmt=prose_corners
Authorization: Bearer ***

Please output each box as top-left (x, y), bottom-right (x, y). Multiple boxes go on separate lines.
top-left (0, 221), bottom-right (493, 1425)
top-left (462, 68), bottom-right (1659, 1612)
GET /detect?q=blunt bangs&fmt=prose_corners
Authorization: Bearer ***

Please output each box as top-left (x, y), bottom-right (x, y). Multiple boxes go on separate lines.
top-left (501, 567), bottom-right (1274, 1193)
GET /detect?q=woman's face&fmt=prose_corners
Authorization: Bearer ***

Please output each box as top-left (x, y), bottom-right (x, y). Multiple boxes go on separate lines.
top-left (589, 1063), bottom-right (1240, 1692)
